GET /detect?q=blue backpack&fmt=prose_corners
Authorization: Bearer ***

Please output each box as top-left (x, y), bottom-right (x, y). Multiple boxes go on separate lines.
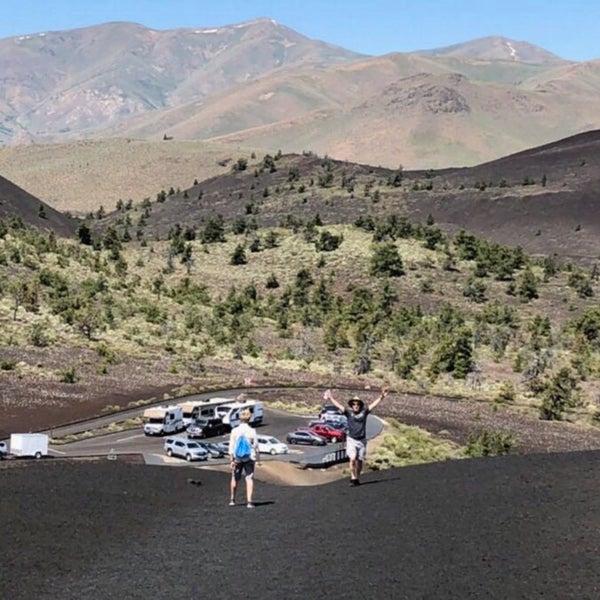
top-left (234, 434), bottom-right (252, 461)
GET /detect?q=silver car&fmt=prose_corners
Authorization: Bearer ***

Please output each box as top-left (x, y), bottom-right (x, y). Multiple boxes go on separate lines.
top-left (164, 437), bottom-right (209, 462)
top-left (286, 430), bottom-right (327, 446)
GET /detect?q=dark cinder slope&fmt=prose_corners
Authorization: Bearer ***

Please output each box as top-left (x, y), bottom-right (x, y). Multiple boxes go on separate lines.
top-left (114, 129), bottom-right (600, 264)
top-left (1, 452), bottom-right (599, 599)
top-left (0, 174), bottom-right (77, 237)
top-left (426, 129), bottom-right (600, 261)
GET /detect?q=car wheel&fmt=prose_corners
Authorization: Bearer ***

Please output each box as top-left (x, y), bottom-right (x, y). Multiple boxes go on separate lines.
top-left (331, 436), bottom-right (338, 443)
top-left (186, 454), bottom-right (192, 462)
top-left (270, 448), bottom-right (276, 455)
top-left (167, 449), bottom-right (173, 457)
top-left (312, 440), bottom-right (319, 446)
top-left (34, 451), bottom-right (42, 459)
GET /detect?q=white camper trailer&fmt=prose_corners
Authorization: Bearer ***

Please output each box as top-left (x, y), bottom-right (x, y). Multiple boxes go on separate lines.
top-left (177, 397), bottom-right (233, 426)
top-left (9, 433), bottom-right (49, 458)
top-left (216, 400), bottom-right (264, 429)
top-left (143, 405), bottom-right (184, 436)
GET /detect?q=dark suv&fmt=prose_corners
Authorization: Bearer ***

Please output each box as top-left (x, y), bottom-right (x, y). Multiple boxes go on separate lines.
top-left (186, 417), bottom-right (226, 439)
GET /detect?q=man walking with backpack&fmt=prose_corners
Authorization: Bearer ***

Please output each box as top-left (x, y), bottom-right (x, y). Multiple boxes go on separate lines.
top-left (229, 408), bottom-right (260, 508)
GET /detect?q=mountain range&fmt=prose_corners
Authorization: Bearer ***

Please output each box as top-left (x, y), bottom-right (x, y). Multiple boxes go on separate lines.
top-left (2, 19), bottom-right (600, 169)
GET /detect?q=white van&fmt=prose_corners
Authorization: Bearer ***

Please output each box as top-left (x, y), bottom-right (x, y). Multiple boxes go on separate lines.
top-left (143, 405), bottom-right (184, 436)
top-left (217, 400), bottom-right (264, 429)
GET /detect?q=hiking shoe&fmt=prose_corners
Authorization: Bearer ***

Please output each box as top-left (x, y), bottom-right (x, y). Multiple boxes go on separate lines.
top-left (350, 479), bottom-right (361, 487)
top-left (229, 500), bottom-right (236, 506)
top-left (247, 503), bottom-right (255, 509)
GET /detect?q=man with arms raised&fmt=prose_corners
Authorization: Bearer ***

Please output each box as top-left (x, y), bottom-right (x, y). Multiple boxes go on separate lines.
top-left (324, 388), bottom-right (388, 486)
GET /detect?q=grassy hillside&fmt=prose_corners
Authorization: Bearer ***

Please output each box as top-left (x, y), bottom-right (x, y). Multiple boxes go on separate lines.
top-left (1, 207), bottom-right (599, 438)
top-left (0, 138), bottom-right (264, 215)
top-left (1, 134), bottom-right (599, 450)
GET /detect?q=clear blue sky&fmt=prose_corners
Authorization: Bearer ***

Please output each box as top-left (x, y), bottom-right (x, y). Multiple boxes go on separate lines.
top-left (1, 0), bottom-right (599, 61)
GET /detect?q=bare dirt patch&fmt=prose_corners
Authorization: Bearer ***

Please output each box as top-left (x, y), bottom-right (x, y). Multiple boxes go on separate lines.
top-left (202, 460), bottom-right (347, 486)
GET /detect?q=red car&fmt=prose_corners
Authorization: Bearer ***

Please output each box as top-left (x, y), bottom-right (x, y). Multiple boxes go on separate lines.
top-left (309, 422), bottom-right (346, 443)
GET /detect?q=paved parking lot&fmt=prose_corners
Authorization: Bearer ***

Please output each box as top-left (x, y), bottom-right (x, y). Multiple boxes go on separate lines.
top-left (48, 406), bottom-right (382, 466)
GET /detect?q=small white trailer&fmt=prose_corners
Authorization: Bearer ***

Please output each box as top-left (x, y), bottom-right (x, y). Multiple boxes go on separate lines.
top-left (9, 433), bottom-right (49, 458)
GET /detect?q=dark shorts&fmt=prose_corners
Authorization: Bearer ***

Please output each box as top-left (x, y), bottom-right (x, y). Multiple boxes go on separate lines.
top-left (232, 459), bottom-right (255, 480)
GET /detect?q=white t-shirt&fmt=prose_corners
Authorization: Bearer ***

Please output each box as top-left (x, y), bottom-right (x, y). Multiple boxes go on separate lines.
top-left (229, 422), bottom-right (258, 461)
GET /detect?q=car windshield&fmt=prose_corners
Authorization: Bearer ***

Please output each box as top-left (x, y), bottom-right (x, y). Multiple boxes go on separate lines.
top-left (267, 438), bottom-right (279, 444)
top-left (186, 442), bottom-right (200, 449)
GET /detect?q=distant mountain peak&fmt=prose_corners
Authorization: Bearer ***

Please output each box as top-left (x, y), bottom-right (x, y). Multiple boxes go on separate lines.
top-left (417, 35), bottom-right (568, 64)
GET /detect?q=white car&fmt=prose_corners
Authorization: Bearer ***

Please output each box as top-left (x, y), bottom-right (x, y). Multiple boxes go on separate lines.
top-left (257, 435), bottom-right (289, 455)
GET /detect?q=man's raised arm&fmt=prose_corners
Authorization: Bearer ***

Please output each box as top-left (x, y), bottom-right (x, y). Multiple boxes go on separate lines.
top-left (368, 388), bottom-right (389, 411)
top-left (323, 389), bottom-right (345, 412)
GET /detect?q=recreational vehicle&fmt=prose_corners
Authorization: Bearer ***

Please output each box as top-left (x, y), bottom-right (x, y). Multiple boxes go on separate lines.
top-left (142, 405), bottom-right (184, 436)
top-left (216, 400), bottom-right (264, 428)
top-left (177, 397), bottom-right (234, 426)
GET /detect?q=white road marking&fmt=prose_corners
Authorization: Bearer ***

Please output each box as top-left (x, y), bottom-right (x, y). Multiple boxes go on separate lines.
top-left (157, 454), bottom-right (181, 463)
top-left (115, 433), bottom-right (145, 443)
top-left (49, 448), bottom-right (66, 455)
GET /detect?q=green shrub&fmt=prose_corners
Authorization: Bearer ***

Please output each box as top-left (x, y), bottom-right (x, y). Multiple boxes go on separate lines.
top-left (28, 322), bottom-right (52, 347)
top-left (59, 366), bottom-right (79, 383)
top-left (463, 429), bottom-right (515, 457)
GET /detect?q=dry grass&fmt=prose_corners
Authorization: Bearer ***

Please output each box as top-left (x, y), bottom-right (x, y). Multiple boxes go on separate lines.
top-left (0, 138), bottom-right (261, 215)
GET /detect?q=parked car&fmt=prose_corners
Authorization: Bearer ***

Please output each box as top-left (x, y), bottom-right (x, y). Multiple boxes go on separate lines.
top-left (164, 437), bottom-right (209, 462)
top-left (186, 417), bottom-right (226, 439)
top-left (197, 442), bottom-right (226, 458)
top-left (321, 413), bottom-right (349, 431)
top-left (309, 422), bottom-right (346, 443)
top-left (256, 435), bottom-right (289, 455)
top-left (319, 404), bottom-right (343, 419)
top-left (286, 430), bottom-right (327, 446)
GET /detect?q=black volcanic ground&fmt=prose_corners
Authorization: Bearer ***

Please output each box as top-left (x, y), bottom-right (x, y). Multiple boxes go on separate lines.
top-left (1, 451), bottom-right (600, 599)
top-left (0, 174), bottom-right (77, 237)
